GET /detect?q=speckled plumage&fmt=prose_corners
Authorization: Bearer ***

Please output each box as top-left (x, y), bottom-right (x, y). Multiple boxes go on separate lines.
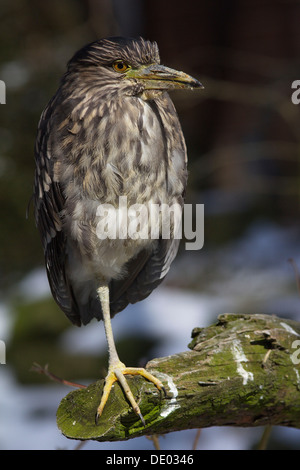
top-left (34, 37), bottom-right (195, 327)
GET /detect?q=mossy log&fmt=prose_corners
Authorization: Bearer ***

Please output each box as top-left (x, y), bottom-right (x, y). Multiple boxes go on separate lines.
top-left (56, 313), bottom-right (300, 442)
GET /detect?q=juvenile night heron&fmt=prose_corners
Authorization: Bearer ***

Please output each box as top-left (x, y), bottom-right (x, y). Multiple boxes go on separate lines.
top-left (34, 36), bottom-right (202, 424)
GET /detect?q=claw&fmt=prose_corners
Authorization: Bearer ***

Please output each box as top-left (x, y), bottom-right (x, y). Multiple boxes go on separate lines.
top-left (95, 285), bottom-right (165, 426)
top-left (138, 412), bottom-right (146, 427)
top-left (95, 363), bottom-right (164, 425)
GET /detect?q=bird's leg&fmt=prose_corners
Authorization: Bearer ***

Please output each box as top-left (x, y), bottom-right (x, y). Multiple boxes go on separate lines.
top-left (96, 283), bottom-right (165, 425)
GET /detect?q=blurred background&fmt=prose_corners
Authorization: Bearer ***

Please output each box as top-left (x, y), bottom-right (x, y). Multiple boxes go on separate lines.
top-left (1, 0), bottom-right (300, 450)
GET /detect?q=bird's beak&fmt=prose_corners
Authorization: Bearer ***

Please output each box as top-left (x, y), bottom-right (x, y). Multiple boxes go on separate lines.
top-left (127, 63), bottom-right (203, 91)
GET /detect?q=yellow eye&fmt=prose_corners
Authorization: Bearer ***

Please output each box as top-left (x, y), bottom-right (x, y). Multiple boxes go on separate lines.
top-left (112, 60), bottom-right (130, 73)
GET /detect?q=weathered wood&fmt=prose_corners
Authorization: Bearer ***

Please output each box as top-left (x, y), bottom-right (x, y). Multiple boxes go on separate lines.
top-left (56, 313), bottom-right (300, 442)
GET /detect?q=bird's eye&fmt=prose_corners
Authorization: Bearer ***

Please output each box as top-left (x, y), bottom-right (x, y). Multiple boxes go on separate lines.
top-left (112, 60), bottom-right (130, 73)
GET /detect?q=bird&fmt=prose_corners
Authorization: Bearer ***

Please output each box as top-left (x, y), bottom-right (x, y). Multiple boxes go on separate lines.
top-left (34, 36), bottom-right (202, 425)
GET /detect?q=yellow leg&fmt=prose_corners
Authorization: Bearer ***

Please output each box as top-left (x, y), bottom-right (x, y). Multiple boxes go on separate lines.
top-left (95, 284), bottom-right (165, 425)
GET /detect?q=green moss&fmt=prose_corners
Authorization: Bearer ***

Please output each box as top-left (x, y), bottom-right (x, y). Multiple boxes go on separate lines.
top-left (57, 375), bottom-right (165, 441)
top-left (56, 314), bottom-right (300, 441)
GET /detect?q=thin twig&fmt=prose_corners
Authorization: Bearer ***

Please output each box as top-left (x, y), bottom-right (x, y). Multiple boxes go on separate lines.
top-left (257, 425), bottom-right (272, 450)
top-left (146, 435), bottom-right (161, 450)
top-left (31, 362), bottom-right (87, 389)
top-left (192, 429), bottom-right (202, 450)
top-left (73, 440), bottom-right (87, 450)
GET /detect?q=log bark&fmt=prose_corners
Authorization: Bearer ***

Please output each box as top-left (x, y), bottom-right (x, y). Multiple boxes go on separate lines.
top-left (56, 313), bottom-right (300, 442)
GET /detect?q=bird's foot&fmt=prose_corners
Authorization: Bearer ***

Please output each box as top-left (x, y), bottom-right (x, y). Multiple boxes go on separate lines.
top-left (95, 361), bottom-right (166, 426)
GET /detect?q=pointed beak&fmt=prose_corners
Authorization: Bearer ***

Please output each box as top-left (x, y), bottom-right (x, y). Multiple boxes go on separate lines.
top-left (127, 63), bottom-right (203, 91)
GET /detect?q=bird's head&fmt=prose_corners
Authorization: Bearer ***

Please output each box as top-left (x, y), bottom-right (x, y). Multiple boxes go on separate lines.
top-left (66, 37), bottom-right (202, 99)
